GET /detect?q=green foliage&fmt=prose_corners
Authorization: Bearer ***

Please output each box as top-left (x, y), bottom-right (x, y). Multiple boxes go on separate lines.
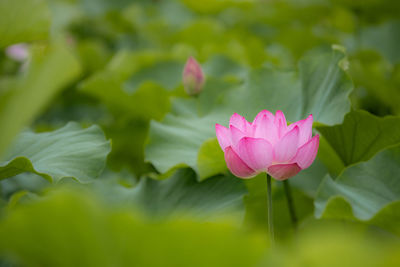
top-left (317, 110), bottom-right (400, 168)
top-left (0, 123), bottom-right (110, 183)
top-left (315, 144), bottom-right (400, 234)
top-left (78, 51), bottom-right (177, 175)
top-left (350, 49), bottom-right (400, 115)
top-left (357, 21), bottom-right (400, 64)
top-left (0, 44), bottom-right (81, 157)
top-left (80, 54), bottom-right (173, 120)
top-left (197, 138), bottom-right (226, 180)
top-left (0, 0), bottom-right (50, 48)
top-left (299, 46), bottom-right (352, 125)
top-left (267, 225), bottom-right (400, 267)
top-left (94, 168), bottom-right (247, 220)
top-left (0, 189), bottom-right (266, 267)
top-left (145, 94), bottom-right (222, 176)
top-left (1, 0), bottom-right (400, 265)
top-left (290, 157), bottom-right (329, 197)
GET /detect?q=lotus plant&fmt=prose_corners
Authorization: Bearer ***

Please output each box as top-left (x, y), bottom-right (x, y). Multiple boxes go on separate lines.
top-left (215, 109), bottom-right (319, 243)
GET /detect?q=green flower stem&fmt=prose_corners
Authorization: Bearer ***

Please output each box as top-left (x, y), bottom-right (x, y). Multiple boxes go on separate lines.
top-left (283, 180), bottom-right (297, 229)
top-left (266, 174), bottom-right (275, 245)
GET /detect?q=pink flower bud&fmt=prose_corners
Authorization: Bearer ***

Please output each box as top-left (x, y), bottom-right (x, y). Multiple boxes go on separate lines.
top-left (5, 43), bottom-right (29, 62)
top-left (216, 110), bottom-right (319, 180)
top-left (182, 56), bottom-right (205, 96)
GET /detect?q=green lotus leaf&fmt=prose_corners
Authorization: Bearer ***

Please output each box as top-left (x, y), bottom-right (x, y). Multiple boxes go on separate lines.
top-left (0, 122), bottom-right (110, 183)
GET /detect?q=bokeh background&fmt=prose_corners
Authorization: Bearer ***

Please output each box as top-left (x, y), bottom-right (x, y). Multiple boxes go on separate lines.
top-left (0, 0), bottom-right (400, 266)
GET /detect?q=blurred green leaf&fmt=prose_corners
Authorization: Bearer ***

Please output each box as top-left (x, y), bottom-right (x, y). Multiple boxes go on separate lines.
top-left (79, 52), bottom-right (181, 120)
top-left (0, 0), bottom-right (51, 48)
top-left (202, 55), bottom-right (246, 81)
top-left (95, 168), bottom-right (247, 220)
top-left (124, 60), bottom-right (184, 92)
top-left (81, 0), bottom-right (135, 15)
top-left (76, 40), bottom-right (111, 74)
top-left (197, 138), bottom-right (226, 180)
top-left (0, 44), bottom-right (81, 156)
top-left (170, 17), bottom-right (267, 66)
top-left (349, 51), bottom-right (400, 115)
top-left (81, 71), bottom-right (171, 121)
top-left (317, 110), bottom-right (400, 170)
top-left (315, 144), bottom-right (400, 229)
top-left (181, 0), bottom-right (252, 14)
top-left (318, 196), bottom-right (400, 237)
top-left (267, 224), bottom-right (400, 267)
top-left (145, 97), bottom-right (221, 177)
top-left (103, 117), bottom-right (153, 176)
top-left (0, 122), bottom-right (110, 183)
top-left (0, 188), bottom-right (266, 267)
top-left (368, 200), bottom-right (400, 236)
top-left (315, 134), bottom-right (346, 177)
top-left (358, 20), bottom-right (400, 64)
top-left (243, 174), bottom-right (268, 232)
top-left (290, 157), bottom-right (329, 198)
top-left (0, 173), bottom-right (48, 199)
top-left (298, 46), bottom-right (352, 125)
top-left (79, 53), bottom-right (179, 175)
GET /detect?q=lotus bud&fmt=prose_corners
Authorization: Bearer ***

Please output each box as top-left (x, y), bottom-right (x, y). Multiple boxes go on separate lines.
top-left (182, 56), bottom-right (205, 96)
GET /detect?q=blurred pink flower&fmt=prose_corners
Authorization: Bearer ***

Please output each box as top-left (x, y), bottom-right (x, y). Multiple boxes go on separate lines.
top-left (5, 43), bottom-right (29, 62)
top-left (216, 110), bottom-right (319, 180)
top-left (182, 56), bottom-right (205, 96)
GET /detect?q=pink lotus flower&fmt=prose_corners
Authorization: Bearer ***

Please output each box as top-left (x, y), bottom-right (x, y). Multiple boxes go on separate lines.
top-left (216, 110), bottom-right (319, 180)
top-left (182, 56), bottom-right (205, 96)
